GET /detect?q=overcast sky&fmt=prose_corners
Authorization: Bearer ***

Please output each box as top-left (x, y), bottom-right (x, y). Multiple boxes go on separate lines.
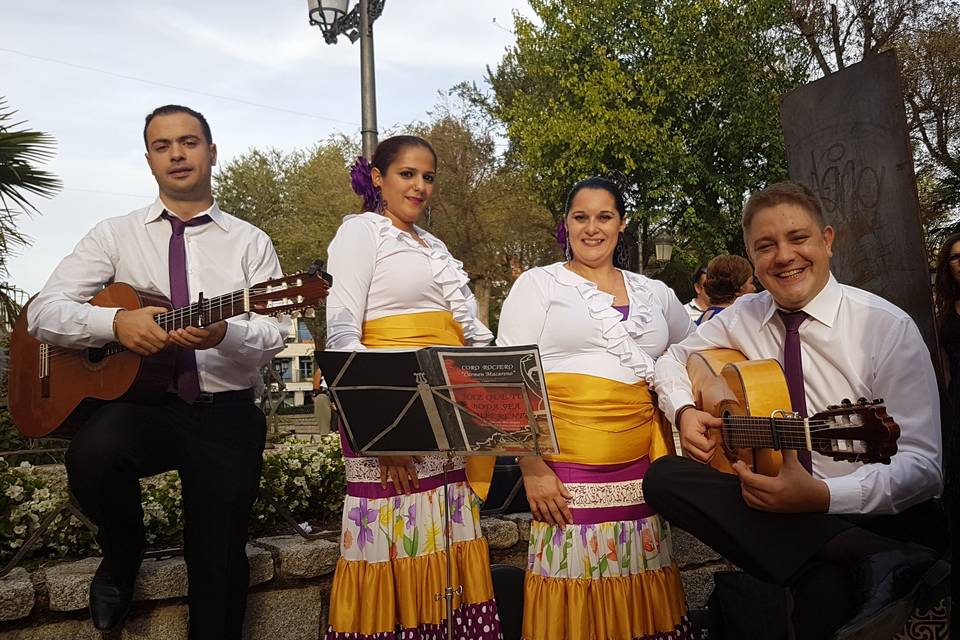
top-left (3, 0), bottom-right (531, 294)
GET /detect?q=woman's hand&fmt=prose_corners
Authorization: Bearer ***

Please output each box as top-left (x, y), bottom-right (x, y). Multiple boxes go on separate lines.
top-left (519, 457), bottom-right (574, 526)
top-left (377, 455), bottom-right (421, 495)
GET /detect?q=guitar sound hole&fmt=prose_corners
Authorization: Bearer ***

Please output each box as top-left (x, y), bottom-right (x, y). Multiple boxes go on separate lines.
top-left (86, 348), bottom-right (107, 364)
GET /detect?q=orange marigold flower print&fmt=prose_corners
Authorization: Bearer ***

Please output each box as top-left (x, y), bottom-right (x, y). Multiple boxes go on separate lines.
top-left (589, 534), bottom-right (599, 555)
top-left (606, 538), bottom-right (618, 561)
top-left (642, 529), bottom-right (655, 553)
top-left (343, 529), bottom-right (353, 550)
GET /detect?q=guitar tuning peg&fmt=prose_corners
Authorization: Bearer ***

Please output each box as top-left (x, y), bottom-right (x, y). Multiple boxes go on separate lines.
top-left (856, 397), bottom-right (868, 405)
top-left (873, 398), bottom-right (883, 405)
top-left (841, 398), bottom-right (853, 407)
top-left (303, 308), bottom-right (316, 318)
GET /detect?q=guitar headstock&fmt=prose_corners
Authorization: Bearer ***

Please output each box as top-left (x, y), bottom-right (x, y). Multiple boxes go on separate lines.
top-left (249, 264), bottom-right (332, 318)
top-left (810, 398), bottom-right (900, 464)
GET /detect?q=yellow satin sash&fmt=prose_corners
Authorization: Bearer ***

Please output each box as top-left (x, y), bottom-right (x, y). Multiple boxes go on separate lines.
top-left (544, 372), bottom-right (673, 465)
top-left (361, 311), bottom-right (495, 500)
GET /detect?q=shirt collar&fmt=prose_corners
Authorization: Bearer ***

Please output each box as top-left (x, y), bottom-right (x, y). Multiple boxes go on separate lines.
top-left (143, 197), bottom-right (228, 231)
top-left (760, 274), bottom-right (842, 329)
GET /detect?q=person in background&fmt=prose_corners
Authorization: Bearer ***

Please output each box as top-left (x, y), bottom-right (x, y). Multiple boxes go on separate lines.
top-left (696, 254), bottom-right (756, 324)
top-left (686, 267), bottom-right (709, 322)
top-left (311, 367), bottom-right (332, 435)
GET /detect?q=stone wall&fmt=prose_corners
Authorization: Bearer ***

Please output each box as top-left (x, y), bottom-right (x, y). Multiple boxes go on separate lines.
top-left (0, 514), bottom-right (724, 639)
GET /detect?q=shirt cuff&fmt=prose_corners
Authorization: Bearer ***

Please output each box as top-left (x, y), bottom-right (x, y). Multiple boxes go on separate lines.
top-left (662, 390), bottom-right (697, 426)
top-left (89, 306), bottom-right (124, 343)
top-left (822, 473), bottom-right (863, 514)
top-left (217, 318), bottom-right (248, 355)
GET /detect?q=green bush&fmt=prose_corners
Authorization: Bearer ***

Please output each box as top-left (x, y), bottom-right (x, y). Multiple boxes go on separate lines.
top-left (0, 434), bottom-right (346, 561)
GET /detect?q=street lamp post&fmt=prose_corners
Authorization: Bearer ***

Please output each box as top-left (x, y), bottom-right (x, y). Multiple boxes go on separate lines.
top-left (307, 0), bottom-right (386, 159)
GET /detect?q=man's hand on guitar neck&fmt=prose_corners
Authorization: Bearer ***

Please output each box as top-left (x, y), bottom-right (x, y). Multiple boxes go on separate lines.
top-left (168, 322), bottom-right (227, 351)
top-left (733, 450), bottom-right (830, 513)
top-left (677, 406), bottom-right (722, 463)
top-left (113, 307), bottom-right (170, 356)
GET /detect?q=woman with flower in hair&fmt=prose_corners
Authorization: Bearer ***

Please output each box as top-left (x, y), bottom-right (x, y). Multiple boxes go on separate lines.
top-left (696, 254), bottom-right (756, 325)
top-left (497, 176), bottom-right (695, 640)
top-left (324, 135), bottom-right (502, 640)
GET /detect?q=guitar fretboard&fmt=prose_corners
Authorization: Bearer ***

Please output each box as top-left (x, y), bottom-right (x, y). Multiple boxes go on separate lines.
top-left (154, 289), bottom-right (250, 330)
top-left (722, 415), bottom-right (813, 450)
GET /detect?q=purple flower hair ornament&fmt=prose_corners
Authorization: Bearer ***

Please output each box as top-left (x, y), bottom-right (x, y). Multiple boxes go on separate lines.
top-left (350, 156), bottom-right (380, 212)
top-left (555, 219), bottom-right (572, 261)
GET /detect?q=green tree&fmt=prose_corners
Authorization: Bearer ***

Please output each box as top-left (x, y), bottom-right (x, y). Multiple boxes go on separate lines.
top-left (413, 100), bottom-right (558, 326)
top-left (0, 99), bottom-right (61, 329)
top-left (214, 138), bottom-right (360, 342)
top-left (478, 0), bottom-right (808, 270)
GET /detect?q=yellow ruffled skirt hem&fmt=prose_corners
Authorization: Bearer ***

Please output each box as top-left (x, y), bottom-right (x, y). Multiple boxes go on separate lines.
top-left (328, 536), bottom-right (495, 635)
top-left (522, 565), bottom-right (691, 640)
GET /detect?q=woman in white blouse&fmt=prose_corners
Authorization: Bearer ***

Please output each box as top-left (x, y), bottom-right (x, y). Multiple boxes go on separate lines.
top-left (323, 136), bottom-right (502, 640)
top-left (497, 177), bottom-right (695, 640)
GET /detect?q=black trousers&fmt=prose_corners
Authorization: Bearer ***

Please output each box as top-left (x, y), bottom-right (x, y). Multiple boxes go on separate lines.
top-left (644, 456), bottom-right (948, 639)
top-left (65, 394), bottom-right (266, 640)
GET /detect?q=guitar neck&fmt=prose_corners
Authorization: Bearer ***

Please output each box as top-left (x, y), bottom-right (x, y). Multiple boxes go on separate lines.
top-left (153, 289), bottom-right (250, 330)
top-left (722, 416), bottom-right (813, 451)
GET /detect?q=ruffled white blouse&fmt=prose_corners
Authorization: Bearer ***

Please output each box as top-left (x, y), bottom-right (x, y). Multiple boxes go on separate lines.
top-left (497, 263), bottom-right (694, 384)
top-left (325, 212), bottom-right (494, 350)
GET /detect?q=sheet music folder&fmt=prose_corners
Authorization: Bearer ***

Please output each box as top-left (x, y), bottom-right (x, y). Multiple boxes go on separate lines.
top-left (315, 345), bottom-right (560, 457)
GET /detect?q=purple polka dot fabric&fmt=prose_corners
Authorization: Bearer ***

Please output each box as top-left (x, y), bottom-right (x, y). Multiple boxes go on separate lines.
top-left (326, 600), bottom-right (502, 640)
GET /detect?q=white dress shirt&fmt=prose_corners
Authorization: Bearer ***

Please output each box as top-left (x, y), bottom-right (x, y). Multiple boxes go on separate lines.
top-left (497, 263), bottom-right (694, 383)
top-left (27, 197), bottom-right (286, 393)
top-left (654, 275), bottom-right (943, 515)
top-left (325, 212), bottom-right (493, 350)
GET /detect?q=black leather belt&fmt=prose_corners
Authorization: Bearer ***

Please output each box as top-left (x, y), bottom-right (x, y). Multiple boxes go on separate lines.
top-left (168, 389), bottom-right (255, 406)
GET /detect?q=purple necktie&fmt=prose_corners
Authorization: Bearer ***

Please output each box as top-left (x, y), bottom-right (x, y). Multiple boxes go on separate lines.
top-left (162, 211), bottom-right (212, 403)
top-left (778, 310), bottom-right (813, 473)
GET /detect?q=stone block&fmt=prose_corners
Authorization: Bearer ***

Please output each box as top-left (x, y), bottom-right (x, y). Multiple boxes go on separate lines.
top-left (133, 556), bottom-right (188, 601)
top-left (43, 556), bottom-right (100, 612)
top-left (480, 518), bottom-right (519, 550)
top-left (243, 585), bottom-right (322, 640)
top-left (255, 536), bottom-right (339, 579)
top-left (1, 619), bottom-right (103, 640)
top-left (679, 565), bottom-right (720, 610)
top-left (120, 602), bottom-right (189, 639)
top-left (671, 527), bottom-right (721, 568)
top-left (247, 544), bottom-right (274, 587)
top-left (501, 513), bottom-right (533, 542)
top-left (0, 568), bottom-right (34, 622)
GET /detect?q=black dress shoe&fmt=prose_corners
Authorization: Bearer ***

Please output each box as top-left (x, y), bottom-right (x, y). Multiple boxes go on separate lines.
top-left (89, 562), bottom-right (135, 632)
top-left (833, 543), bottom-right (950, 640)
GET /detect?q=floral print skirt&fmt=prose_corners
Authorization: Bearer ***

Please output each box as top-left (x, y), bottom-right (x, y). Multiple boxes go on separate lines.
top-left (521, 457), bottom-right (695, 640)
top-left (325, 453), bottom-right (503, 640)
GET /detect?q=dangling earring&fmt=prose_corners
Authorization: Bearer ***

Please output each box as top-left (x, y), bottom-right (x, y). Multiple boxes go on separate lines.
top-left (564, 233), bottom-right (573, 262)
top-left (424, 205), bottom-right (433, 227)
top-left (614, 233), bottom-right (630, 269)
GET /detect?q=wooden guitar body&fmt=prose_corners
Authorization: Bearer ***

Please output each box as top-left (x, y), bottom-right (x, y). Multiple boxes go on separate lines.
top-left (687, 348), bottom-right (899, 475)
top-left (688, 349), bottom-right (788, 475)
top-left (9, 285), bottom-right (176, 438)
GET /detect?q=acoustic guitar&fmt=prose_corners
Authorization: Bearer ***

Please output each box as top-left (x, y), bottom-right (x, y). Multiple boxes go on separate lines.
top-left (687, 348), bottom-right (899, 475)
top-left (8, 268), bottom-right (331, 438)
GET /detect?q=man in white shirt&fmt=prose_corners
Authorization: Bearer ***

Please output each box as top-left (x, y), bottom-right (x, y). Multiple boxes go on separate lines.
top-left (27, 105), bottom-right (285, 638)
top-left (685, 266), bottom-right (709, 322)
top-left (647, 182), bottom-right (949, 640)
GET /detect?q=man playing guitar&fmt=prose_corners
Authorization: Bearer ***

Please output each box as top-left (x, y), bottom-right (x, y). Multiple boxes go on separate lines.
top-left (27, 105), bottom-right (285, 637)
top-left (647, 182), bottom-right (949, 639)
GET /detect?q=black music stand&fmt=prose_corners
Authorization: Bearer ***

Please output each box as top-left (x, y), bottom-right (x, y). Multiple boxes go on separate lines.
top-left (316, 345), bottom-right (559, 640)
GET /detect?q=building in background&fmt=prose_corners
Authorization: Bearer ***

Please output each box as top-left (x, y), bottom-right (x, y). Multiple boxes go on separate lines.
top-left (270, 318), bottom-right (316, 407)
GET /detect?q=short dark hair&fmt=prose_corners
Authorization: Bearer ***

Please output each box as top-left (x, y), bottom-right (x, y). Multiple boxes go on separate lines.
top-left (704, 254), bottom-right (754, 305)
top-left (742, 182), bottom-right (827, 241)
top-left (371, 135), bottom-right (437, 175)
top-left (691, 267), bottom-right (707, 285)
top-left (564, 176), bottom-right (626, 219)
top-left (143, 105), bottom-right (213, 148)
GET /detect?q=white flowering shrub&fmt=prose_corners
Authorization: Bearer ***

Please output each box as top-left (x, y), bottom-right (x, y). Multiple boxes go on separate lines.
top-left (0, 435), bottom-right (346, 561)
